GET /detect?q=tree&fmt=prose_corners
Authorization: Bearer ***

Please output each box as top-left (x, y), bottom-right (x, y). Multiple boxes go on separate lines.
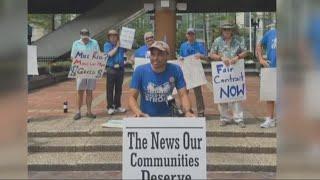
top-left (28, 14), bottom-right (54, 33)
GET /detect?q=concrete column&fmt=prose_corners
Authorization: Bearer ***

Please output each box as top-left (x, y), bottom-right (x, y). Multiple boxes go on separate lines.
top-left (154, 0), bottom-right (176, 58)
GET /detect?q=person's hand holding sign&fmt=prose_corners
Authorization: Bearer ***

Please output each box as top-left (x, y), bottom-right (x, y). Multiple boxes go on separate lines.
top-left (221, 56), bottom-right (230, 66)
top-left (230, 56), bottom-right (239, 65)
top-left (259, 58), bottom-right (270, 68)
top-left (194, 53), bottom-right (202, 60)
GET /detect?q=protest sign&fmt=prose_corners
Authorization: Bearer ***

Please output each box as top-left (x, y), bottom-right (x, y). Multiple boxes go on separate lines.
top-left (173, 56), bottom-right (207, 89)
top-left (260, 68), bottom-right (277, 101)
top-left (68, 51), bottom-right (107, 79)
top-left (211, 60), bottom-right (246, 103)
top-left (122, 118), bottom-right (206, 180)
top-left (120, 27), bottom-right (135, 49)
top-left (27, 45), bottom-right (38, 75)
top-left (134, 57), bottom-right (150, 70)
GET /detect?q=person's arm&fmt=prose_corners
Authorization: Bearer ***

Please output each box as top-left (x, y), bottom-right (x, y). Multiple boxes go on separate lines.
top-left (209, 41), bottom-right (230, 66)
top-left (177, 87), bottom-right (194, 117)
top-left (128, 67), bottom-right (149, 117)
top-left (128, 88), bottom-right (149, 117)
top-left (256, 42), bottom-right (269, 67)
top-left (256, 33), bottom-right (270, 67)
top-left (209, 41), bottom-right (223, 61)
top-left (195, 42), bottom-right (208, 60)
top-left (230, 39), bottom-right (248, 65)
top-left (70, 42), bottom-right (77, 61)
top-left (104, 41), bottom-right (120, 57)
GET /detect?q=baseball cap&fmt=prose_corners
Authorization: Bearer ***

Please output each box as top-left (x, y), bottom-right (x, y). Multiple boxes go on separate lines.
top-left (148, 41), bottom-right (170, 54)
top-left (80, 28), bottom-right (90, 35)
top-left (187, 28), bottom-right (195, 34)
top-left (107, 29), bottom-right (119, 36)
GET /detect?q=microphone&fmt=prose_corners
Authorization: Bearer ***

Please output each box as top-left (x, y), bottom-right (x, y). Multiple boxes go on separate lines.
top-left (166, 94), bottom-right (184, 117)
top-left (166, 94), bottom-right (175, 108)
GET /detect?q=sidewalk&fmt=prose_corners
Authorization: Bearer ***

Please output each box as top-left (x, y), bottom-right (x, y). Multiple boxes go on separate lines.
top-left (28, 74), bottom-right (267, 121)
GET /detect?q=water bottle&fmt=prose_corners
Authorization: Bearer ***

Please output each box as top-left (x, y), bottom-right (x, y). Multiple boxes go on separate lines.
top-left (63, 101), bottom-right (68, 113)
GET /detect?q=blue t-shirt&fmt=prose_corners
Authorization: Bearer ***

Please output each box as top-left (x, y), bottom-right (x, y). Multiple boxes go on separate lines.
top-left (179, 41), bottom-right (206, 57)
top-left (261, 29), bottom-right (277, 68)
top-left (135, 44), bottom-right (149, 58)
top-left (130, 63), bottom-right (186, 117)
top-left (103, 42), bottom-right (126, 68)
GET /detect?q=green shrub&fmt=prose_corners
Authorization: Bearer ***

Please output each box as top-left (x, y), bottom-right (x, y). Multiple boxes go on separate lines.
top-left (51, 61), bottom-right (71, 72)
top-left (38, 65), bottom-right (49, 75)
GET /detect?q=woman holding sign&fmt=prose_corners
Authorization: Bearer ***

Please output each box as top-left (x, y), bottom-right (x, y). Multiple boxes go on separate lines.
top-left (209, 21), bottom-right (248, 128)
top-left (71, 28), bottom-right (100, 120)
top-left (104, 29), bottom-right (127, 115)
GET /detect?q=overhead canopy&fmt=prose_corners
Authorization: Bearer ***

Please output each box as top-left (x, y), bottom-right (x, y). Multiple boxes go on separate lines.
top-left (28, 0), bottom-right (276, 14)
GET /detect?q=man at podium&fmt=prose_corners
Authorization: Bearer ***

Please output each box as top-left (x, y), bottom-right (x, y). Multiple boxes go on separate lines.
top-left (128, 41), bottom-right (194, 117)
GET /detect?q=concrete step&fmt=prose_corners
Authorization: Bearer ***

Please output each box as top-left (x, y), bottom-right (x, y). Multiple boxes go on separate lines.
top-left (28, 136), bottom-right (276, 154)
top-left (28, 118), bottom-right (276, 138)
top-left (28, 152), bottom-right (276, 172)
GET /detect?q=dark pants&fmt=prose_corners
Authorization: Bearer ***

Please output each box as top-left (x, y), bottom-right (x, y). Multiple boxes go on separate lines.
top-left (106, 67), bottom-right (124, 109)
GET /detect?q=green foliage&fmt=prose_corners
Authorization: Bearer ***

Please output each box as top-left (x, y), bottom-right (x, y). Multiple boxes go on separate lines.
top-left (28, 14), bottom-right (54, 32)
top-left (51, 61), bottom-right (71, 72)
top-left (126, 14), bottom-right (153, 49)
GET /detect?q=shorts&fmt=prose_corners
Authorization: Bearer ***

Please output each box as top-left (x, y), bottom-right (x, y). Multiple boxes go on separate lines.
top-left (76, 78), bottom-right (96, 90)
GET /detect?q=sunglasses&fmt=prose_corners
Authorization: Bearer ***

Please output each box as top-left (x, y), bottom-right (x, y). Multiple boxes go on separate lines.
top-left (145, 36), bottom-right (154, 40)
top-left (222, 28), bottom-right (232, 31)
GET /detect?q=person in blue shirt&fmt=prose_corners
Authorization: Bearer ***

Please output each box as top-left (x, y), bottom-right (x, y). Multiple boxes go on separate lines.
top-left (257, 26), bottom-right (277, 128)
top-left (129, 41), bottom-right (194, 117)
top-left (135, 32), bottom-right (155, 58)
top-left (104, 29), bottom-right (127, 115)
top-left (178, 28), bottom-right (207, 117)
top-left (128, 32), bottom-right (155, 65)
top-left (71, 28), bottom-right (100, 120)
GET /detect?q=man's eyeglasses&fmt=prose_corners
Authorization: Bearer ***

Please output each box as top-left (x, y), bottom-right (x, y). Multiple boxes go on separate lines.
top-left (145, 36), bottom-right (154, 41)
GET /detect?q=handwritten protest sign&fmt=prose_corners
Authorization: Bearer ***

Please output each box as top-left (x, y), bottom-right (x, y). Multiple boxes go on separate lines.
top-left (123, 118), bottom-right (207, 180)
top-left (68, 51), bottom-right (107, 79)
top-left (120, 27), bottom-right (135, 49)
top-left (134, 57), bottom-right (150, 70)
top-left (260, 68), bottom-right (276, 101)
top-left (172, 56), bottom-right (207, 89)
top-left (28, 45), bottom-right (38, 75)
top-left (211, 60), bottom-right (246, 103)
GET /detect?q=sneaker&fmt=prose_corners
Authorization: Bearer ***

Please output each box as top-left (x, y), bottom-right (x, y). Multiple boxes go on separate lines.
top-left (198, 112), bottom-right (205, 117)
top-left (115, 107), bottom-right (126, 113)
top-left (73, 113), bottom-right (81, 120)
top-left (86, 113), bottom-right (96, 119)
top-left (260, 117), bottom-right (276, 128)
top-left (237, 121), bottom-right (246, 128)
top-left (107, 108), bottom-right (115, 115)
